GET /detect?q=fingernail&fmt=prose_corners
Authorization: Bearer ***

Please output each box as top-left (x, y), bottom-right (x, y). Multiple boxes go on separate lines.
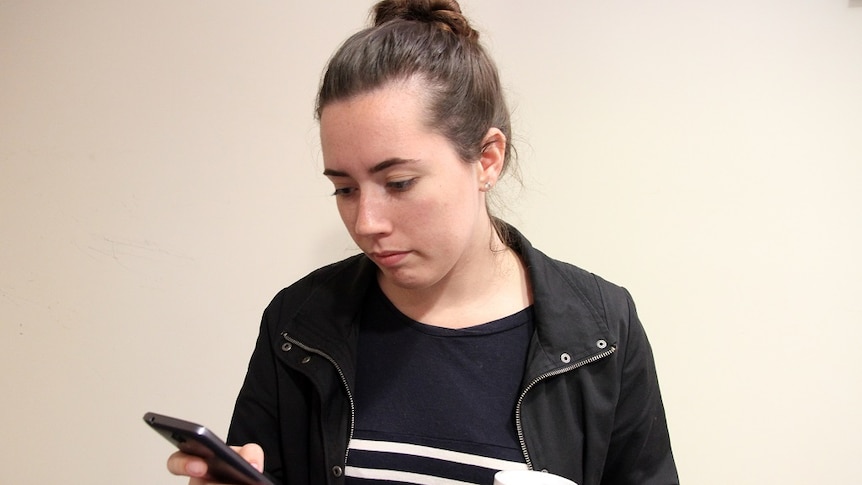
top-left (187, 460), bottom-right (206, 476)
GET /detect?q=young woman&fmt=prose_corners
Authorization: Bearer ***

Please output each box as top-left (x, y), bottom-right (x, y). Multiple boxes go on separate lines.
top-left (168, 1), bottom-right (678, 484)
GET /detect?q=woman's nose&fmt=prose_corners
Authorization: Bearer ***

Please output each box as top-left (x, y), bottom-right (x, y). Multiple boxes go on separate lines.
top-left (353, 191), bottom-right (390, 236)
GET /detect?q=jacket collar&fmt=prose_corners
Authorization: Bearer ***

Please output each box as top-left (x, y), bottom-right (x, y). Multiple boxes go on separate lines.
top-left (283, 255), bottom-right (377, 377)
top-left (504, 225), bottom-right (614, 381)
top-left (280, 224), bottom-right (613, 383)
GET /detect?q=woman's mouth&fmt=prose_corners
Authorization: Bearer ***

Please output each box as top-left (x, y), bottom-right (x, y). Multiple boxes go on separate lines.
top-left (370, 250), bottom-right (410, 267)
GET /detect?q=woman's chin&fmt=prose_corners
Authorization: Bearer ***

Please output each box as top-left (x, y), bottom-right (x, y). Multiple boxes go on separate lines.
top-left (377, 267), bottom-right (434, 292)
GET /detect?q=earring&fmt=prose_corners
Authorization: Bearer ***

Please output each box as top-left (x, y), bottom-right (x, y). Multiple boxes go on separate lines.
top-left (484, 182), bottom-right (492, 191)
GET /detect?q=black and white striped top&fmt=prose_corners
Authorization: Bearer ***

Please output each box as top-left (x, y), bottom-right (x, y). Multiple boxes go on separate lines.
top-left (346, 284), bottom-right (534, 485)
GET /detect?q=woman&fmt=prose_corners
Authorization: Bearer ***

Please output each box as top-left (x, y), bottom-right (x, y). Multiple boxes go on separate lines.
top-left (168, 1), bottom-right (678, 484)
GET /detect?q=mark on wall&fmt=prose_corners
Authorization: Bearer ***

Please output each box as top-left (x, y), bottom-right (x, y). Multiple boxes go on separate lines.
top-left (77, 235), bottom-right (196, 279)
top-left (85, 236), bottom-right (193, 264)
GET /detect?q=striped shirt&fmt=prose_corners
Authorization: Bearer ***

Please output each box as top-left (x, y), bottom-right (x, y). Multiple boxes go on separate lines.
top-left (347, 284), bottom-right (534, 484)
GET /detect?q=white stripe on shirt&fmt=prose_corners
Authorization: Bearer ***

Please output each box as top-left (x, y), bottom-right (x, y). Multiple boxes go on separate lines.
top-left (348, 438), bottom-right (530, 471)
top-left (346, 466), bottom-right (478, 485)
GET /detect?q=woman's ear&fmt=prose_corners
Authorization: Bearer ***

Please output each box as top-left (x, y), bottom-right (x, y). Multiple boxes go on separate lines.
top-left (477, 127), bottom-right (506, 191)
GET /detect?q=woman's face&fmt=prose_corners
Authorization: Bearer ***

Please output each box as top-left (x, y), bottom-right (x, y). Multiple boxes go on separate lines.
top-left (320, 79), bottom-right (493, 291)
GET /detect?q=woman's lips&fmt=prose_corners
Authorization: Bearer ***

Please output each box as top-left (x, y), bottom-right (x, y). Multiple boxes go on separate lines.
top-left (370, 250), bottom-right (410, 267)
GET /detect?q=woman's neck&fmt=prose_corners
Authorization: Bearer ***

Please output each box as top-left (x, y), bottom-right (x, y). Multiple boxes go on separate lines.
top-left (378, 232), bottom-right (532, 329)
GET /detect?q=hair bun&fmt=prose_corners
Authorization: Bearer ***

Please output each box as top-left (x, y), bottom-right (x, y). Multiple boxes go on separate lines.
top-left (373, 0), bottom-right (479, 40)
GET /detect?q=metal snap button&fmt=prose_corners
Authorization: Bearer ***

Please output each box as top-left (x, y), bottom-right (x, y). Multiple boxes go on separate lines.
top-left (597, 339), bottom-right (608, 349)
top-left (281, 342), bottom-right (292, 352)
top-left (301, 356), bottom-right (312, 364)
top-left (332, 465), bottom-right (343, 477)
top-left (560, 353), bottom-right (571, 363)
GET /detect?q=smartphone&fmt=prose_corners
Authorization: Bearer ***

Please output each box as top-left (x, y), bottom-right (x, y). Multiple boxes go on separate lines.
top-left (143, 412), bottom-right (275, 485)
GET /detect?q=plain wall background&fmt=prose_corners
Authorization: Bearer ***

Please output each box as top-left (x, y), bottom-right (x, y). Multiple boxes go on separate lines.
top-left (2, 1), bottom-right (860, 483)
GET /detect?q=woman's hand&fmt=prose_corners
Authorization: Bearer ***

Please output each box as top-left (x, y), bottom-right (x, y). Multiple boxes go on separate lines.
top-left (166, 443), bottom-right (265, 485)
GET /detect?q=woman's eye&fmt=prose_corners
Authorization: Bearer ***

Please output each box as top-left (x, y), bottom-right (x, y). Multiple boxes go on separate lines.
top-left (387, 178), bottom-right (417, 192)
top-left (332, 186), bottom-right (356, 197)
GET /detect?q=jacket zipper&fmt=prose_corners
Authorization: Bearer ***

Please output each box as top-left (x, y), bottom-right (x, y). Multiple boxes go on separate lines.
top-left (281, 332), bottom-right (356, 466)
top-left (514, 346), bottom-right (617, 470)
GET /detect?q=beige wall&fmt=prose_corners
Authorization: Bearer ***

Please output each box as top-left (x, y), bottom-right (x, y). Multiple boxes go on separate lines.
top-left (2, 1), bottom-right (860, 483)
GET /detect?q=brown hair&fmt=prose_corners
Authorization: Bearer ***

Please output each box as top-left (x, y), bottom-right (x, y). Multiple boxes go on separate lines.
top-left (315, 0), bottom-right (515, 178)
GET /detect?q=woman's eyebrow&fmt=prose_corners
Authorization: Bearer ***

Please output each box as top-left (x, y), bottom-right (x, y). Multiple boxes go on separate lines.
top-left (322, 167), bottom-right (349, 177)
top-left (323, 158), bottom-right (419, 177)
top-left (369, 157), bottom-right (418, 174)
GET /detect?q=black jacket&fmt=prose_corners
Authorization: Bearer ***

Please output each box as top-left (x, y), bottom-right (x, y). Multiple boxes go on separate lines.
top-left (227, 227), bottom-right (678, 485)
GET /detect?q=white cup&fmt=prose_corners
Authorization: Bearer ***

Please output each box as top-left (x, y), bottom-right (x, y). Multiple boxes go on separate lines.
top-left (493, 470), bottom-right (577, 485)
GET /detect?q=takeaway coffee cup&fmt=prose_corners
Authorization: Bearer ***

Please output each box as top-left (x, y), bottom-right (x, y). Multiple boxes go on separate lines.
top-left (493, 470), bottom-right (577, 485)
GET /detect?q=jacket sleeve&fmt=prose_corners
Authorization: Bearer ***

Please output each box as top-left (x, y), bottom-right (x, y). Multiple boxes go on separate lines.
top-left (601, 289), bottom-right (679, 485)
top-left (226, 295), bottom-right (286, 482)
